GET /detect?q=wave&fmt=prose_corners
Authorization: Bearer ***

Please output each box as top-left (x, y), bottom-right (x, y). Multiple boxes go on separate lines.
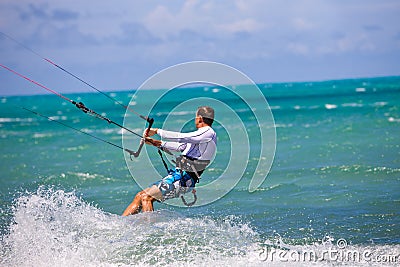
top-left (319, 165), bottom-right (400, 175)
top-left (0, 188), bottom-right (260, 267)
top-left (0, 117), bottom-right (34, 123)
top-left (156, 111), bottom-right (192, 117)
top-left (1, 188), bottom-right (398, 266)
top-left (234, 99), bottom-right (390, 113)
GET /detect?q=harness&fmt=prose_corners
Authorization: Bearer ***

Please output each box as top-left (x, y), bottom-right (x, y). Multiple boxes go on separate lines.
top-left (157, 149), bottom-right (209, 206)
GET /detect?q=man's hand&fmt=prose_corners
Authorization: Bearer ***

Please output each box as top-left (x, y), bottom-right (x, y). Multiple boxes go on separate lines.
top-left (144, 128), bottom-right (158, 137)
top-left (144, 137), bottom-right (161, 147)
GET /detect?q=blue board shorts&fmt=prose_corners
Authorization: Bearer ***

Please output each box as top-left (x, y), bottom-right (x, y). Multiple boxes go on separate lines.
top-left (152, 168), bottom-right (196, 201)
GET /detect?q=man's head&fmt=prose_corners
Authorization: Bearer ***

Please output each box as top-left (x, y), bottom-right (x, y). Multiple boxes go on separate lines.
top-left (196, 106), bottom-right (214, 127)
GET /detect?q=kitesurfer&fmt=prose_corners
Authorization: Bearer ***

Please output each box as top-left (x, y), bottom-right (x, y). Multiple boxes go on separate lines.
top-left (122, 106), bottom-right (217, 215)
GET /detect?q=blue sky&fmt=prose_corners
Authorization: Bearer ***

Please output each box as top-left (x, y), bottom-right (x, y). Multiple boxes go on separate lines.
top-left (1, 0), bottom-right (400, 95)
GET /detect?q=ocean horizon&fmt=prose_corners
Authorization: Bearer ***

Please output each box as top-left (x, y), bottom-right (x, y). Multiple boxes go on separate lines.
top-left (1, 74), bottom-right (399, 97)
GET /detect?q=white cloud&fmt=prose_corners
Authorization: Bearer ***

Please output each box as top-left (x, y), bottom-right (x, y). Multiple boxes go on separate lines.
top-left (1, 0), bottom-right (400, 94)
top-left (287, 42), bottom-right (310, 55)
top-left (292, 18), bottom-right (315, 31)
top-left (144, 1), bottom-right (215, 40)
top-left (143, 1), bottom-right (267, 41)
top-left (217, 18), bottom-right (264, 34)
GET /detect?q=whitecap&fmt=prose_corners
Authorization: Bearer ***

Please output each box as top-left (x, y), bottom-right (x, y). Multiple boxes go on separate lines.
top-left (81, 128), bottom-right (94, 133)
top-left (0, 117), bottom-right (33, 123)
top-left (48, 116), bottom-right (61, 121)
top-left (388, 117), bottom-right (400, 122)
top-left (373, 102), bottom-right (387, 107)
top-left (324, 104), bottom-right (337, 110)
top-left (342, 103), bottom-right (363, 108)
top-left (100, 128), bottom-right (116, 134)
top-left (118, 127), bottom-right (142, 135)
top-left (169, 111), bottom-right (191, 116)
top-left (269, 106), bottom-right (281, 110)
top-left (275, 123), bottom-right (293, 128)
top-left (33, 133), bottom-right (52, 138)
top-left (0, 118), bottom-right (14, 122)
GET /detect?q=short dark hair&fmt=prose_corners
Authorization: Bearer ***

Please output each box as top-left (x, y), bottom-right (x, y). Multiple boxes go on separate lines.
top-left (197, 106), bottom-right (214, 126)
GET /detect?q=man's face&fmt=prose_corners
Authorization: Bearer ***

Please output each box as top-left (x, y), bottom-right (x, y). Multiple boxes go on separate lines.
top-left (195, 114), bottom-right (202, 128)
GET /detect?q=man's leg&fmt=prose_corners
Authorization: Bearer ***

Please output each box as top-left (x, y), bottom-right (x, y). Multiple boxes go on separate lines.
top-left (122, 191), bottom-right (143, 216)
top-left (141, 185), bottom-right (162, 212)
top-left (122, 185), bottom-right (163, 216)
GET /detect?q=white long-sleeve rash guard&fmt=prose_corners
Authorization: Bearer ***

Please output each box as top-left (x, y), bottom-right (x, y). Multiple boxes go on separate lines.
top-left (157, 126), bottom-right (217, 161)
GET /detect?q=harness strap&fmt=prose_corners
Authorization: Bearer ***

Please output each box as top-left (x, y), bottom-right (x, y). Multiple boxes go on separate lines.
top-left (157, 149), bottom-right (170, 173)
top-left (189, 164), bottom-right (200, 181)
top-left (157, 149), bottom-right (198, 207)
top-left (181, 190), bottom-right (197, 207)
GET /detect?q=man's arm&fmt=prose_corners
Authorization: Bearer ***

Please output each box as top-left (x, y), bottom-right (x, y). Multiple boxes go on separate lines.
top-left (151, 127), bottom-right (213, 144)
top-left (144, 136), bottom-right (186, 153)
top-left (144, 137), bottom-right (161, 147)
top-left (145, 128), bottom-right (158, 137)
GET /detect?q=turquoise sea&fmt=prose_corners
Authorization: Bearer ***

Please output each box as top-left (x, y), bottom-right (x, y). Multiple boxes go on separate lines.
top-left (1, 76), bottom-right (399, 266)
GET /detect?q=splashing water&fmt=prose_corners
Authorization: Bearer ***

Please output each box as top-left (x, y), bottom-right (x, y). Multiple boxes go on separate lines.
top-left (1, 188), bottom-right (399, 266)
top-left (0, 188), bottom-right (262, 266)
